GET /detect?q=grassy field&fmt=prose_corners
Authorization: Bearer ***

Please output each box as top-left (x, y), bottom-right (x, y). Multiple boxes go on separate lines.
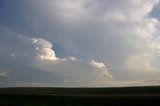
top-left (1, 86), bottom-right (160, 105)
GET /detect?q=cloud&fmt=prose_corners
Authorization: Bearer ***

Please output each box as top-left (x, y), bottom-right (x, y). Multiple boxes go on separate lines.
top-left (0, 70), bottom-right (9, 78)
top-left (122, 78), bottom-right (160, 86)
top-left (89, 60), bottom-right (106, 68)
top-left (32, 58), bottom-right (113, 87)
top-left (125, 53), bottom-right (156, 72)
top-left (0, 29), bottom-right (113, 87)
top-left (0, 0), bottom-right (160, 87)
top-left (144, 78), bottom-right (160, 83)
top-left (123, 18), bottom-right (160, 74)
top-left (31, 38), bottom-right (57, 60)
top-left (29, 37), bottom-right (113, 86)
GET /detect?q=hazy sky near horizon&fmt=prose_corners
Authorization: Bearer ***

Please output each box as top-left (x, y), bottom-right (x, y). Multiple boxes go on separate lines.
top-left (1, 0), bottom-right (160, 87)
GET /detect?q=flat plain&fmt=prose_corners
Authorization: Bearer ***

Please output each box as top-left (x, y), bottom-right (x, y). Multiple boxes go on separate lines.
top-left (1, 86), bottom-right (160, 106)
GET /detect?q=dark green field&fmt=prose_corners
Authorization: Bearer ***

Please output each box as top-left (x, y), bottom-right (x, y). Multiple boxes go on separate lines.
top-left (1, 86), bottom-right (160, 106)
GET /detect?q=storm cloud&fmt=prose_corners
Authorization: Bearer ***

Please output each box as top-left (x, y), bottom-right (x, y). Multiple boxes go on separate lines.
top-left (0, 0), bottom-right (160, 87)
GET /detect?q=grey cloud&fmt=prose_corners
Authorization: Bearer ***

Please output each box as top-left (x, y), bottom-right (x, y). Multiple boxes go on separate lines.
top-left (143, 78), bottom-right (160, 83)
top-left (0, 0), bottom-right (160, 87)
top-left (0, 70), bottom-right (9, 78)
top-left (0, 28), bottom-right (113, 87)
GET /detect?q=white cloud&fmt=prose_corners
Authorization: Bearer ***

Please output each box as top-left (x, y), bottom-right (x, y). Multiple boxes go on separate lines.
top-left (125, 53), bottom-right (156, 72)
top-left (90, 60), bottom-right (106, 68)
top-left (0, 70), bottom-right (9, 78)
top-left (123, 18), bottom-right (160, 73)
top-left (31, 38), bottom-right (57, 60)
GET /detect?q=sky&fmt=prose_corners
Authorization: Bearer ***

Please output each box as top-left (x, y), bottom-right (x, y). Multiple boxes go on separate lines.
top-left (0, 0), bottom-right (160, 87)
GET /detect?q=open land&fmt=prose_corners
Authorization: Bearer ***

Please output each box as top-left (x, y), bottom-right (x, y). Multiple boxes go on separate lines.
top-left (1, 86), bottom-right (160, 105)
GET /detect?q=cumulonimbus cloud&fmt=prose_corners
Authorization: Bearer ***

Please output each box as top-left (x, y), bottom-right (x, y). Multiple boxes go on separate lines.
top-left (30, 37), bottom-right (113, 86)
top-left (0, 0), bottom-right (160, 87)
top-left (0, 28), bottom-right (113, 86)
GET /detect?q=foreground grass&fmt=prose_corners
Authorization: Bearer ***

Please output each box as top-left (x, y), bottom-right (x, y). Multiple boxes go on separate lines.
top-left (1, 86), bottom-right (160, 106)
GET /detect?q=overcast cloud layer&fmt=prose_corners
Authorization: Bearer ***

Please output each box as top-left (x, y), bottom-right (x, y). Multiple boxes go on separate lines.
top-left (0, 0), bottom-right (160, 87)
